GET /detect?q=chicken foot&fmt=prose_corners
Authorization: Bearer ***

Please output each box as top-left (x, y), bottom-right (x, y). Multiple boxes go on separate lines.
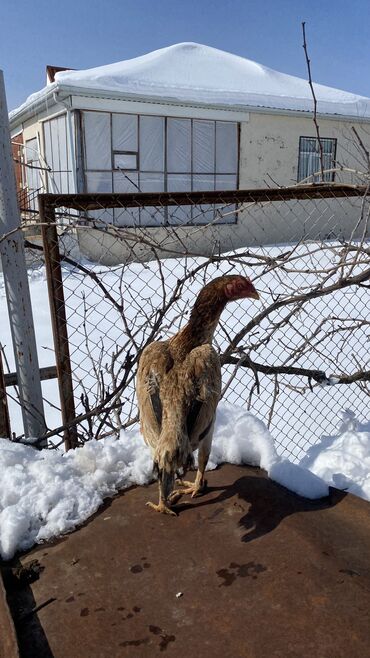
top-left (146, 470), bottom-right (178, 516)
top-left (146, 500), bottom-right (177, 516)
top-left (168, 471), bottom-right (207, 502)
top-left (169, 433), bottom-right (211, 502)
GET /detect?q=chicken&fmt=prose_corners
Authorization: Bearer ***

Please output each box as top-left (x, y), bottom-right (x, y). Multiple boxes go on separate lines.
top-left (136, 274), bottom-right (260, 515)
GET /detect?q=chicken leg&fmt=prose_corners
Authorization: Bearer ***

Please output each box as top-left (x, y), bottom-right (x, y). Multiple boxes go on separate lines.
top-left (146, 470), bottom-right (178, 516)
top-left (169, 431), bottom-right (212, 502)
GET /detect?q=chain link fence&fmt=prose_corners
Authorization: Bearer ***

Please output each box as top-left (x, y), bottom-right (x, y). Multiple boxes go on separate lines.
top-left (37, 184), bottom-right (370, 456)
top-left (3, 182), bottom-right (369, 460)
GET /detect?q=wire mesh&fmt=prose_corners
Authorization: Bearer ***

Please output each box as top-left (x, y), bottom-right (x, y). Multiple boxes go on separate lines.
top-left (23, 184), bottom-right (370, 457)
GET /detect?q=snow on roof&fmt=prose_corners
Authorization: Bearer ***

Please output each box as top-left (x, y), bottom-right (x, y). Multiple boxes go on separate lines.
top-left (10, 42), bottom-right (370, 120)
top-left (48, 42), bottom-right (370, 117)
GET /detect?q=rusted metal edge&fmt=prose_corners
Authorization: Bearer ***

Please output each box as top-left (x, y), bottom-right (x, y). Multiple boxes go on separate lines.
top-left (0, 350), bottom-right (11, 438)
top-left (39, 198), bottom-right (77, 451)
top-left (38, 183), bottom-right (369, 211)
top-left (0, 571), bottom-right (19, 658)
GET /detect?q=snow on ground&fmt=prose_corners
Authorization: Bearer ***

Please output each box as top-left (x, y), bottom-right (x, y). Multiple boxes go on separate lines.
top-left (0, 401), bottom-right (330, 561)
top-left (301, 411), bottom-right (370, 501)
top-left (1, 398), bottom-right (369, 560)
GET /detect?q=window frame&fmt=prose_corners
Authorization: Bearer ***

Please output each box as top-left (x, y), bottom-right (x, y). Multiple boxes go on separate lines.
top-left (81, 110), bottom-right (240, 226)
top-left (113, 151), bottom-right (138, 171)
top-left (297, 136), bottom-right (337, 183)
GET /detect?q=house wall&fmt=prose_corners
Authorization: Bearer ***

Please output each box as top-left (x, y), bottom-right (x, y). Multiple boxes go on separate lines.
top-left (77, 190), bottom-right (367, 266)
top-left (10, 97), bottom-right (370, 263)
top-left (239, 113), bottom-right (370, 187)
top-left (77, 107), bottom-right (370, 264)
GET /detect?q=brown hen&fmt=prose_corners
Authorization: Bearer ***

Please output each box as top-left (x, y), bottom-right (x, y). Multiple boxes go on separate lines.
top-left (136, 274), bottom-right (259, 515)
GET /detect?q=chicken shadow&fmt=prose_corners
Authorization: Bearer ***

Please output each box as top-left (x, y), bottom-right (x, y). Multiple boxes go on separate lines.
top-left (175, 470), bottom-right (347, 543)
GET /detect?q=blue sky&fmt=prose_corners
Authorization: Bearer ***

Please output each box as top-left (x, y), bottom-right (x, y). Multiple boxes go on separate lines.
top-left (1, 0), bottom-right (369, 111)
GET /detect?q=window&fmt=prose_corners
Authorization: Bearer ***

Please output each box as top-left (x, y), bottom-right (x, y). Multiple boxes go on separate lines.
top-left (297, 137), bottom-right (337, 183)
top-left (24, 137), bottom-right (42, 210)
top-left (82, 111), bottom-right (239, 226)
top-left (43, 115), bottom-right (73, 193)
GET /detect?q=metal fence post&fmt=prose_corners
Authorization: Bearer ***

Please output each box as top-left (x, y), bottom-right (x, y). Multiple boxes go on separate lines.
top-left (39, 198), bottom-right (78, 450)
top-left (0, 70), bottom-right (47, 441)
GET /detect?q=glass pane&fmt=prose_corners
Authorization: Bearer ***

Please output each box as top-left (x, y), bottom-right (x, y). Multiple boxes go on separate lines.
top-left (112, 114), bottom-right (138, 151)
top-left (58, 116), bottom-right (69, 193)
top-left (113, 171), bottom-right (139, 193)
top-left (25, 137), bottom-right (42, 207)
top-left (167, 118), bottom-right (191, 173)
top-left (215, 174), bottom-right (237, 190)
top-left (192, 174), bottom-right (214, 191)
top-left (216, 122), bottom-right (238, 174)
top-left (298, 137), bottom-right (336, 182)
top-left (139, 172), bottom-right (165, 226)
top-left (114, 207), bottom-right (140, 227)
top-left (192, 174), bottom-right (214, 224)
top-left (215, 175), bottom-right (237, 223)
top-left (83, 111), bottom-right (111, 170)
top-left (167, 174), bottom-right (192, 226)
top-left (167, 173), bottom-right (191, 192)
top-left (114, 153), bottom-right (137, 170)
top-left (113, 171), bottom-right (140, 226)
top-left (25, 137), bottom-right (38, 163)
top-left (193, 120), bottom-right (215, 173)
top-left (85, 171), bottom-right (112, 193)
top-left (50, 119), bottom-right (62, 193)
top-left (139, 116), bottom-right (164, 172)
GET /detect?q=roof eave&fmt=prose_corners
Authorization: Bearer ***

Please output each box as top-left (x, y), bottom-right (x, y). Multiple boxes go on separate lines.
top-left (61, 85), bottom-right (370, 122)
top-left (10, 83), bottom-right (370, 127)
top-left (9, 84), bottom-right (63, 129)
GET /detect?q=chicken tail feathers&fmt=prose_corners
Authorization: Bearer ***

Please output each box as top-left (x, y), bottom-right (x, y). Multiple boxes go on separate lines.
top-left (153, 428), bottom-right (194, 476)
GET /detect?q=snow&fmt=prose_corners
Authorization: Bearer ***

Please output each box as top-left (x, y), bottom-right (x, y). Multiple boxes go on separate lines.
top-left (0, 401), bottom-right (329, 561)
top-left (10, 43), bottom-right (370, 119)
top-left (0, 246), bottom-right (369, 559)
top-left (301, 411), bottom-right (370, 501)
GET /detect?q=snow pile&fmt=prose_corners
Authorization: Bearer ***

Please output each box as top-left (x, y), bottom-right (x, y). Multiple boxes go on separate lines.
top-left (0, 402), bottom-right (329, 560)
top-left (301, 411), bottom-right (370, 501)
top-left (209, 403), bottom-right (328, 500)
top-left (0, 432), bottom-right (153, 560)
top-left (10, 43), bottom-right (370, 119)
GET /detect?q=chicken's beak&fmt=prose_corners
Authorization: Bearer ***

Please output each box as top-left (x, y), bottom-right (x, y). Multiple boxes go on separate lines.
top-left (249, 287), bottom-right (260, 300)
top-left (242, 280), bottom-right (260, 300)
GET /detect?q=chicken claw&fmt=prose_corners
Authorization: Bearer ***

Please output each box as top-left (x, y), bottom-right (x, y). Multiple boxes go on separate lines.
top-left (169, 479), bottom-right (207, 502)
top-left (145, 500), bottom-right (178, 516)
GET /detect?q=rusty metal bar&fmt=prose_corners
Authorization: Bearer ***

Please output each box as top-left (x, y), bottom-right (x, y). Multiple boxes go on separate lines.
top-left (4, 365), bottom-right (58, 388)
top-left (39, 198), bottom-right (77, 450)
top-left (38, 183), bottom-right (369, 211)
top-left (0, 349), bottom-right (11, 438)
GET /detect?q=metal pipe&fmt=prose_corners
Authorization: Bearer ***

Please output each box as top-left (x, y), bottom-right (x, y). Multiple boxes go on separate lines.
top-left (0, 70), bottom-right (47, 441)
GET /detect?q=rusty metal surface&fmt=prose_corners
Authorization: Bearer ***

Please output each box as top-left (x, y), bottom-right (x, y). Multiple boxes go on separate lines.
top-left (5, 464), bottom-right (370, 658)
top-left (38, 183), bottom-right (369, 212)
top-left (0, 571), bottom-right (19, 658)
top-left (39, 199), bottom-right (77, 450)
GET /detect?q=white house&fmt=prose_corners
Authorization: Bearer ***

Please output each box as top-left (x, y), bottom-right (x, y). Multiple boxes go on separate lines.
top-left (9, 42), bottom-right (370, 261)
